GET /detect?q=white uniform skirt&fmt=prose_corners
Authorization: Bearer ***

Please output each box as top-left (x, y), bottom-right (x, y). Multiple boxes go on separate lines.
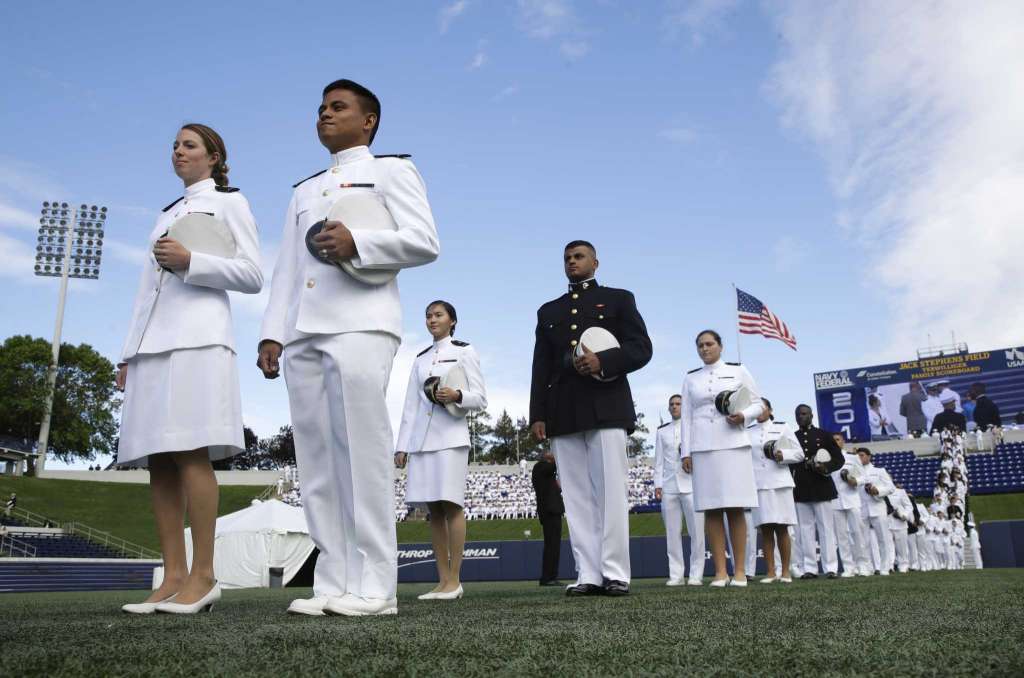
top-left (116, 345), bottom-right (244, 468)
top-left (753, 487), bottom-right (798, 527)
top-left (691, 446), bottom-right (758, 511)
top-left (405, 446), bottom-right (469, 509)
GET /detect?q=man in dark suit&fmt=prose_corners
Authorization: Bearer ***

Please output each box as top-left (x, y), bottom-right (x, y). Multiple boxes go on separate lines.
top-left (970, 383), bottom-right (1002, 432)
top-left (931, 397), bottom-right (967, 434)
top-left (899, 381), bottom-right (927, 436)
top-left (792, 404), bottom-right (844, 579)
top-left (529, 240), bottom-right (652, 597)
top-left (531, 451), bottom-right (564, 586)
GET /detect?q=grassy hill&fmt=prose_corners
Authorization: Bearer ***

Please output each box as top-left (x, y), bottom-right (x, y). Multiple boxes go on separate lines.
top-left (2, 475), bottom-right (1022, 552)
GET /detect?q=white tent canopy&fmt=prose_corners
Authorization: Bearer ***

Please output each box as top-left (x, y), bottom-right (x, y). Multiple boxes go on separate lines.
top-left (182, 499), bottom-right (314, 589)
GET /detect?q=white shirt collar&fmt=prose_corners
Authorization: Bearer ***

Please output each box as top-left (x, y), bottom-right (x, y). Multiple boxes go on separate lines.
top-left (184, 178), bottom-right (216, 198)
top-left (331, 145), bottom-right (372, 167)
top-left (433, 335), bottom-right (453, 349)
top-left (703, 358), bottom-right (724, 371)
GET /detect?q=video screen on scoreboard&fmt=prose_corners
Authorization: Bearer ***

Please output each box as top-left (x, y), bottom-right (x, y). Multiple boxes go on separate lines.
top-left (813, 345), bottom-right (1024, 442)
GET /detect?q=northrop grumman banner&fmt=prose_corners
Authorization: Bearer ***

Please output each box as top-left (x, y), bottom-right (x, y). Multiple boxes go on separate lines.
top-left (814, 345), bottom-right (1024, 443)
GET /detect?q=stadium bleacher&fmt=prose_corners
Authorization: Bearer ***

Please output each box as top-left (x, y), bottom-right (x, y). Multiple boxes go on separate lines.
top-left (869, 442), bottom-right (1024, 498)
top-left (5, 532), bottom-right (123, 559)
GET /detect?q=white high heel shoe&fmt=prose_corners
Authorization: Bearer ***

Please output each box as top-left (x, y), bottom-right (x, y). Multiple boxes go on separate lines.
top-left (431, 585), bottom-right (463, 600)
top-left (417, 590), bottom-right (440, 600)
top-left (121, 593), bottom-right (177, 615)
top-left (155, 584), bottom-right (221, 614)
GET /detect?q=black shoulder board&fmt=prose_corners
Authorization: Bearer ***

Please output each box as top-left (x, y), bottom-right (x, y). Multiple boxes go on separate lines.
top-left (657, 422), bottom-right (672, 429)
top-left (452, 339), bottom-right (470, 347)
top-left (774, 421), bottom-right (786, 425)
top-left (292, 169), bottom-right (327, 188)
top-left (374, 154), bottom-right (411, 159)
top-left (162, 196), bottom-right (183, 212)
top-left (416, 346), bottom-right (432, 357)
top-left (215, 186), bottom-right (239, 193)
top-left (726, 361), bottom-right (742, 366)
top-left (687, 367), bottom-right (701, 374)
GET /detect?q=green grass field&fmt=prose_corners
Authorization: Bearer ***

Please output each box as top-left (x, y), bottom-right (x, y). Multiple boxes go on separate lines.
top-left (3, 475), bottom-right (1023, 551)
top-left (1, 571), bottom-right (1023, 676)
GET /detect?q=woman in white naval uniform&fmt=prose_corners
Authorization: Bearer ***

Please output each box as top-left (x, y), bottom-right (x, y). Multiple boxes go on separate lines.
top-left (395, 301), bottom-right (487, 600)
top-left (653, 394), bottom-right (705, 586)
top-left (117, 124), bottom-right (262, 614)
top-left (680, 330), bottom-right (764, 587)
top-left (747, 398), bottom-right (801, 584)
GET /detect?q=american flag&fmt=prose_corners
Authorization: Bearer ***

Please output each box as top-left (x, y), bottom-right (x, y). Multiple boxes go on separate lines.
top-left (736, 288), bottom-right (797, 350)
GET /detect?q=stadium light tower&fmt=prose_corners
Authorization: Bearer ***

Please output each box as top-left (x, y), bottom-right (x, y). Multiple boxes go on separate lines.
top-left (33, 201), bottom-right (107, 474)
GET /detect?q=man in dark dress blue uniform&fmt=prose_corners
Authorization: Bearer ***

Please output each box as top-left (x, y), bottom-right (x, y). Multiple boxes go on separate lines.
top-left (529, 240), bottom-right (652, 596)
top-left (531, 451), bottom-right (565, 586)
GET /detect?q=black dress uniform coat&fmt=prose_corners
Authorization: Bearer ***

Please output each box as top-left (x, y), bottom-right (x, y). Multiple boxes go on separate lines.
top-left (791, 425), bottom-right (844, 503)
top-left (529, 280), bottom-right (653, 438)
top-left (930, 410), bottom-right (967, 435)
top-left (972, 395), bottom-right (1002, 431)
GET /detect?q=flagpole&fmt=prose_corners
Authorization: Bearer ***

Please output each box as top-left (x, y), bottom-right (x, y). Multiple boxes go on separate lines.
top-left (732, 283), bottom-right (742, 363)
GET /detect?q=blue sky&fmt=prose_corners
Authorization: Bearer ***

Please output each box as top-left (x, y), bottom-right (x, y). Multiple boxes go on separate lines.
top-left (2, 1), bottom-right (1021, 468)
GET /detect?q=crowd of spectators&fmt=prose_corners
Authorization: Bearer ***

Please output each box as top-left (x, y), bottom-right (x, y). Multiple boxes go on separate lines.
top-left (277, 461), bottom-right (659, 521)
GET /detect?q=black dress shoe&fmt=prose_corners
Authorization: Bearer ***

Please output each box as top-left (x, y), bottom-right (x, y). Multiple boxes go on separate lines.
top-left (604, 580), bottom-right (630, 597)
top-left (565, 583), bottom-right (604, 597)
top-left (825, 572), bottom-right (838, 579)
top-left (539, 580), bottom-right (564, 587)
top-left (800, 572), bottom-right (818, 580)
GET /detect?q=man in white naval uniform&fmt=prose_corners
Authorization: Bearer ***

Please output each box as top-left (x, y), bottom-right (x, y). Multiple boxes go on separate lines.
top-left (886, 483), bottom-right (915, 573)
top-left (653, 395), bottom-right (705, 585)
top-left (258, 79), bottom-right (439, 616)
top-left (856, 448), bottom-right (894, 575)
top-left (830, 432), bottom-right (869, 576)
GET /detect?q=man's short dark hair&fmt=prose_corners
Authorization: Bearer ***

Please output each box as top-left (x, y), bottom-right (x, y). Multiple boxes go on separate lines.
top-left (322, 79), bottom-right (381, 144)
top-left (971, 382), bottom-right (987, 395)
top-left (669, 394), bottom-right (682, 403)
top-left (833, 430), bottom-right (846, 442)
top-left (796, 403), bottom-right (812, 413)
top-left (564, 240), bottom-right (596, 255)
top-left (856, 447), bottom-right (872, 456)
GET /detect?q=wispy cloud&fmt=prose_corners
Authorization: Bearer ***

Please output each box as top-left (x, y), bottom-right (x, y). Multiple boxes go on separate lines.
top-left (0, 232), bottom-right (38, 281)
top-left (765, 0), bottom-right (1024, 351)
top-left (0, 157), bottom-right (64, 201)
top-left (663, 0), bottom-right (740, 47)
top-left (468, 39), bottom-right (488, 70)
top-left (103, 237), bottom-right (150, 267)
top-left (769, 234), bottom-right (810, 273)
top-left (0, 201), bottom-right (39, 231)
top-left (517, 0), bottom-right (590, 60)
top-left (658, 127), bottom-right (699, 144)
top-left (492, 84), bottom-right (521, 102)
top-left (439, 0), bottom-right (471, 34)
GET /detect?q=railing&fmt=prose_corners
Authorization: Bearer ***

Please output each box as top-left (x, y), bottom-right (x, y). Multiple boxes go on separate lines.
top-left (7, 506), bottom-right (56, 529)
top-left (64, 522), bottom-right (160, 560)
top-left (0, 534), bottom-right (38, 558)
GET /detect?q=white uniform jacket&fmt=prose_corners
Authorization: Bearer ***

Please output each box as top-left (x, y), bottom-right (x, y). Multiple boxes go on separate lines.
top-left (680, 360), bottom-right (764, 459)
top-left (119, 178), bottom-right (263, 364)
top-left (747, 420), bottom-right (801, 490)
top-left (395, 336), bottom-right (487, 453)
top-left (653, 420), bottom-right (691, 493)
top-left (831, 452), bottom-right (865, 510)
top-left (859, 463), bottom-right (895, 519)
top-left (259, 146), bottom-right (440, 346)
top-left (887, 487), bottom-right (914, 530)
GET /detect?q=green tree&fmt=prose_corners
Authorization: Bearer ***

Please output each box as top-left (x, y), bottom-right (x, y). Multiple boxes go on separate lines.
top-left (628, 401), bottom-right (652, 458)
top-left (467, 409), bottom-right (493, 462)
top-left (515, 415), bottom-right (546, 460)
top-left (490, 409), bottom-right (517, 463)
top-left (263, 425), bottom-right (296, 467)
top-left (0, 335), bottom-right (120, 469)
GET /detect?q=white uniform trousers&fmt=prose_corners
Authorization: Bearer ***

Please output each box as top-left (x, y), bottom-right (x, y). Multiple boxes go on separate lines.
top-left (796, 501), bottom-right (838, 575)
top-left (660, 491), bottom-right (706, 581)
top-left (890, 529), bottom-right (910, 572)
top-left (283, 332), bottom-right (399, 600)
top-left (909, 532), bottom-right (925, 569)
top-left (860, 516), bottom-right (890, 573)
top-left (789, 525), bottom-right (804, 577)
top-left (930, 535), bottom-right (947, 569)
top-left (833, 507), bottom-right (867, 574)
top-left (552, 428), bottom-right (630, 586)
top-left (914, 532), bottom-right (934, 570)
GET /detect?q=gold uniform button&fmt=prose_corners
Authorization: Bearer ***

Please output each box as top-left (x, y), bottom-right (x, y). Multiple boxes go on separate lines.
top-left (306, 279), bottom-right (316, 288)
top-left (599, 315), bottom-right (604, 319)
top-left (570, 340), bottom-right (578, 347)
top-left (571, 308), bottom-right (578, 315)
top-left (570, 324), bottom-right (578, 331)
top-left (331, 168), bottom-right (340, 174)
top-left (572, 293), bottom-right (579, 299)
top-left (322, 190), bottom-right (330, 197)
